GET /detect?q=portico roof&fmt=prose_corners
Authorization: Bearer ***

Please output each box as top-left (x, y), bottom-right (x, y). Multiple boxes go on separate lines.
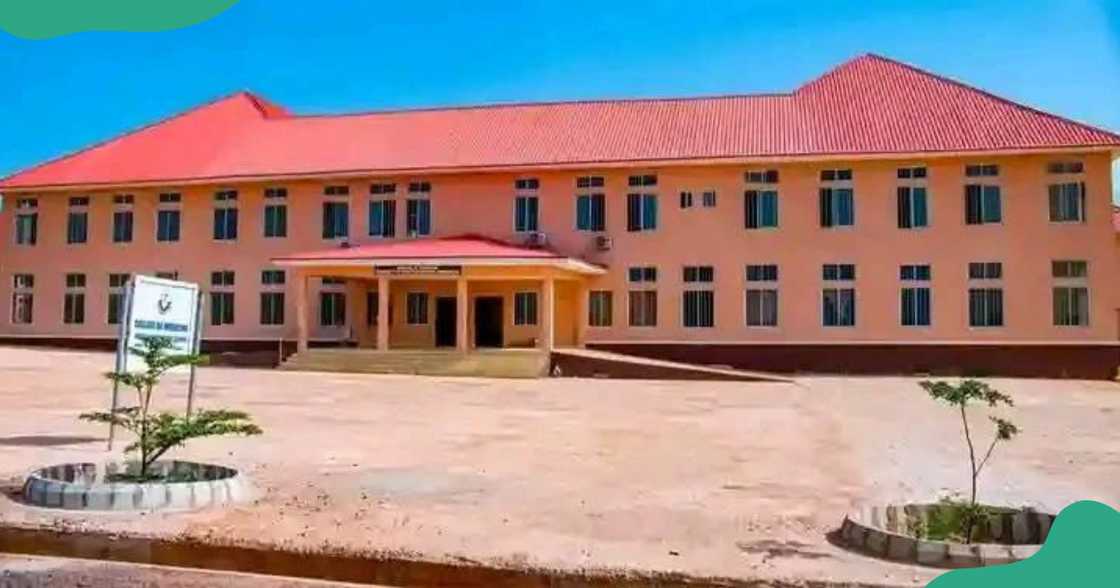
top-left (272, 234), bottom-right (607, 275)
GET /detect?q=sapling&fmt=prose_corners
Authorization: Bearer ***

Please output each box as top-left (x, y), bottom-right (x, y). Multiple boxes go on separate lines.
top-left (80, 336), bottom-right (262, 481)
top-left (919, 379), bottom-right (1019, 542)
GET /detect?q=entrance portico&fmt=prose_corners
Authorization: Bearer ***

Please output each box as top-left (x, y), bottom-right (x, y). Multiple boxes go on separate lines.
top-left (274, 235), bottom-right (605, 355)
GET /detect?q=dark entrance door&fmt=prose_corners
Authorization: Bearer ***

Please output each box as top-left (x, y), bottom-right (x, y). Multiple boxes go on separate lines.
top-left (435, 297), bottom-right (457, 347)
top-left (474, 297), bottom-right (503, 348)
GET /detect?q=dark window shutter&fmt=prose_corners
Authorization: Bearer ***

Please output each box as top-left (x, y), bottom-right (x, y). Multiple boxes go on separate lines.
top-left (897, 187), bottom-right (911, 228)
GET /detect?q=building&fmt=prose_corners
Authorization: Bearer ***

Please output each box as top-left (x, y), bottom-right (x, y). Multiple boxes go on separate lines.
top-left (1, 54), bottom-right (1118, 378)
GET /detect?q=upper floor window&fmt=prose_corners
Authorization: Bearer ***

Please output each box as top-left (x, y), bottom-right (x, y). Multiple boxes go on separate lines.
top-left (679, 191), bottom-right (693, 209)
top-left (322, 186), bottom-right (349, 239)
top-left (514, 178), bottom-right (539, 233)
top-left (575, 176), bottom-right (605, 232)
top-left (368, 183), bottom-right (397, 238)
top-left (14, 198), bottom-right (37, 245)
top-left (701, 190), bottom-right (717, 208)
top-left (263, 188), bottom-right (288, 238)
top-left (745, 170), bottom-right (779, 184)
top-left (157, 192), bottom-right (182, 243)
top-left (897, 167), bottom-right (929, 229)
top-left (1047, 161), bottom-right (1084, 175)
top-left (213, 190), bottom-right (239, 241)
top-left (406, 181), bottom-right (431, 236)
top-left (112, 194), bottom-right (134, 243)
top-left (67, 196), bottom-right (89, 244)
top-left (627, 266), bottom-right (657, 283)
top-left (819, 169), bottom-right (854, 227)
top-left (744, 189), bottom-right (778, 229)
top-left (1048, 182), bottom-right (1086, 223)
top-left (968, 262), bottom-right (1002, 280)
top-left (965, 164), bottom-right (1001, 225)
top-left (626, 174), bottom-right (658, 232)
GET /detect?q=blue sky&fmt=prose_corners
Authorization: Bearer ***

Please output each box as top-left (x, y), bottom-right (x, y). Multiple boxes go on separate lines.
top-left (0, 0), bottom-right (1117, 197)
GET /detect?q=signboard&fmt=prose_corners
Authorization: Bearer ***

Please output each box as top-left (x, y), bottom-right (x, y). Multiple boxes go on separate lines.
top-left (120, 275), bottom-right (201, 373)
top-left (375, 265), bottom-right (462, 276)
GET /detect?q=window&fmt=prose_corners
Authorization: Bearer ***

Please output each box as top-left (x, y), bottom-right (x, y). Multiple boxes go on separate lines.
top-left (514, 291), bottom-right (538, 326)
top-left (210, 270), bottom-right (235, 326)
top-left (263, 188), bottom-right (288, 238)
top-left (514, 196), bottom-right (539, 232)
top-left (679, 191), bottom-right (693, 209)
top-left (895, 167), bottom-right (929, 229)
top-left (702, 191), bottom-right (717, 207)
top-left (626, 193), bottom-right (658, 231)
top-left (369, 199), bottom-right (397, 237)
top-left (1052, 260), bottom-right (1089, 327)
top-left (63, 273), bottom-right (85, 324)
top-left (745, 170), bottom-right (779, 184)
top-left (1048, 182), bottom-right (1086, 223)
top-left (406, 292), bottom-right (428, 325)
top-left (408, 181), bottom-right (431, 194)
top-left (11, 274), bottom-right (33, 324)
top-left (514, 178), bottom-right (539, 191)
top-left (968, 262), bottom-right (1002, 280)
top-left (110, 194), bottom-right (134, 243)
top-left (968, 260), bottom-right (1003, 327)
top-left (322, 202), bottom-right (349, 239)
top-left (1047, 161), bottom-right (1084, 175)
top-left (819, 188), bottom-right (854, 227)
top-left (371, 183), bottom-right (397, 195)
top-left (576, 193), bottom-right (605, 232)
top-left (897, 166), bottom-right (928, 180)
top-left (744, 190), bottom-right (778, 229)
top-left (67, 197), bottom-right (89, 244)
top-left (969, 289), bottom-right (1003, 327)
top-left (156, 271), bottom-right (179, 280)
top-left (15, 198), bottom-right (38, 245)
top-left (900, 264), bottom-right (931, 327)
top-left (628, 174), bottom-right (657, 187)
top-left (259, 268), bottom-right (285, 325)
top-left (682, 266), bottom-right (714, 328)
top-left (965, 164), bottom-right (1000, 177)
top-left (628, 266), bottom-right (657, 283)
top-left (406, 198), bottom-right (431, 236)
top-left (324, 185), bottom-right (350, 196)
top-left (820, 169), bottom-right (853, 182)
top-left (157, 193), bottom-right (182, 242)
top-left (319, 292), bottom-right (346, 327)
top-left (576, 176), bottom-right (605, 189)
top-left (628, 291), bottom-right (657, 327)
top-left (213, 190), bottom-right (239, 241)
top-left (588, 291), bottom-right (612, 327)
top-left (745, 264), bottom-right (778, 327)
top-left (107, 273), bottom-right (129, 325)
top-left (822, 263), bottom-right (855, 327)
top-left (965, 185), bottom-right (1002, 224)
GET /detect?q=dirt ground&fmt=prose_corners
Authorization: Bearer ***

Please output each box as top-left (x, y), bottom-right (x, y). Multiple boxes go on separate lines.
top-left (1, 347), bottom-right (1118, 586)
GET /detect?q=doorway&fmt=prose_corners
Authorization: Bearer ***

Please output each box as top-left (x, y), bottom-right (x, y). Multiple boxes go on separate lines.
top-left (474, 297), bottom-right (503, 348)
top-left (435, 297), bottom-right (457, 347)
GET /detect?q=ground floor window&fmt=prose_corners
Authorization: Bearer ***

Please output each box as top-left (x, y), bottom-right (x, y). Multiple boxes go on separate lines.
top-left (588, 290), bottom-right (612, 327)
top-left (406, 292), bottom-right (428, 325)
top-left (900, 287), bottom-right (931, 326)
top-left (683, 290), bottom-right (714, 328)
top-left (628, 290), bottom-right (657, 327)
top-left (11, 293), bottom-right (32, 324)
top-left (107, 272), bottom-right (130, 325)
top-left (513, 291), bottom-right (538, 325)
top-left (745, 289), bottom-right (778, 327)
top-left (822, 288), bottom-right (856, 327)
top-left (260, 292), bottom-right (285, 325)
top-left (210, 292), bottom-right (235, 325)
top-left (63, 273), bottom-right (85, 324)
top-left (320, 292), bottom-right (346, 327)
top-left (968, 288), bottom-right (1003, 327)
top-left (1053, 287), bottom-right (1089, 326)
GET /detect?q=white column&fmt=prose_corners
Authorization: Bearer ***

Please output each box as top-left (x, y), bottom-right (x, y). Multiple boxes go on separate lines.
top-left (456, 277), bottom-right (469, 352)
top-left (539, 277), bottom-right (555, 351)
top-left (377, 276), bottom-right (390, 351)
top-left (295, 271), bottom-right (309, 352)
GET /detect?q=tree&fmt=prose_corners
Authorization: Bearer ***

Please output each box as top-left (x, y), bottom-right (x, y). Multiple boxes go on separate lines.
top-left (919, 379), bottom-right (1019, 542)
top-left (80, 336), bottom-right (262, 481)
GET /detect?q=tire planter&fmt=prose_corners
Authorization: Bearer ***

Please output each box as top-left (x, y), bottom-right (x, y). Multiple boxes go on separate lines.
top-left (839, 503), bottom-right (1055, 568)
top-left (22, 461), bottom-right (251, 512)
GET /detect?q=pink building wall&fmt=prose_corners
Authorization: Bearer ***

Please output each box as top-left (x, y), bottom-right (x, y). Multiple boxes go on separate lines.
top-left (0, 151), bottom-right (1116, 347)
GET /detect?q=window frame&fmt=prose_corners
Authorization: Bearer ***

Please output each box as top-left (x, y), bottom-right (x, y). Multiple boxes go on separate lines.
top-left (513, 291), bottom-right (539, 326)
top-left (588, 290), bottom-right (613, 327)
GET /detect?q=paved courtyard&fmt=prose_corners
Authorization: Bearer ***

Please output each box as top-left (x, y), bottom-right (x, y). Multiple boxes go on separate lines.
top-left (1, 347), bottom-right (1119, 586)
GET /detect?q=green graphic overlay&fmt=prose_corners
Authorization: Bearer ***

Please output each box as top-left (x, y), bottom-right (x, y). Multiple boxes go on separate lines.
top-left (0, 1), bottom-right (239, 40)
top-left (929, 500), bottom-right (1120, 587)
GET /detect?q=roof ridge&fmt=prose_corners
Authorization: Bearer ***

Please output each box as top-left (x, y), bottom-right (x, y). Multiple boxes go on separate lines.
top-left (0, 91), bottom-right (268, 187)
top-left (287, 92), bottom-right (796, 120)
top-left (847, 53), bottom-right (1120, 141)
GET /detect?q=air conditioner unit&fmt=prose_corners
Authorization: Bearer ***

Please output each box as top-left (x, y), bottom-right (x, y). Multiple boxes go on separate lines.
top-left (525, 231), bottom-right (548, 248)
top-left (594, 235), bottom-right (613, 251)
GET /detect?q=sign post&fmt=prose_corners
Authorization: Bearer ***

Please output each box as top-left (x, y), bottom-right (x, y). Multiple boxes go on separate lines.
top-left (108, 275), bottom-right (201, 450)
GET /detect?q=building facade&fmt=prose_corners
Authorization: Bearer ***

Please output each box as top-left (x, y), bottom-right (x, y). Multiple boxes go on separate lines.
top-left (1, 54), bottom-right (1118, 377)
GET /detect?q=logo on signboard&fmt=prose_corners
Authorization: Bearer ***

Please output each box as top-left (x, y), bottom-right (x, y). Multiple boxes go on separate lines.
top-left (157, 292), bottom-right (173, 315)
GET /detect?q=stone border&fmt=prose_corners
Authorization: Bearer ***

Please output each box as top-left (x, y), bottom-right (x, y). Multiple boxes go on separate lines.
top-left (838, 504), bottom-right (1053, 568)
top-left (22, 461), bottom-right (251, 512)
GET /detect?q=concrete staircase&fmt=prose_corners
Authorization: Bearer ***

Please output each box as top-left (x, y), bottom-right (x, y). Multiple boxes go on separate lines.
top-left (279, 348), bottom-right (548, 378)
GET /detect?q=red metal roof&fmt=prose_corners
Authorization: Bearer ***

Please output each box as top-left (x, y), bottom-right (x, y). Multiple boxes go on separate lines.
top-left (3, 54), bottom-right (1119, 190)
top-left (274, 234), bottom-right (564, 262)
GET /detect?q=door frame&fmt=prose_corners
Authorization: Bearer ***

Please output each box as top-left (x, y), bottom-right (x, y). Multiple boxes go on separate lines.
top-left (473, 295), bottom-right (504, 348)
top-left (434, 296), bottom-right (457, 348)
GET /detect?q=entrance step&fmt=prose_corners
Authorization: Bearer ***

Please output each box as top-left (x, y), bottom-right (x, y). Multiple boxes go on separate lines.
top-left (280, 349), bottom-right (548, 378)
top-left (550, 347), bottom-right (791, 382)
